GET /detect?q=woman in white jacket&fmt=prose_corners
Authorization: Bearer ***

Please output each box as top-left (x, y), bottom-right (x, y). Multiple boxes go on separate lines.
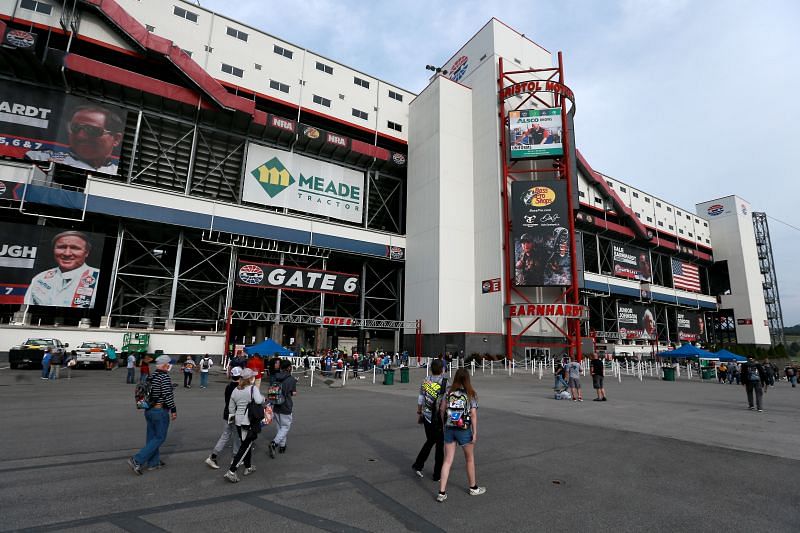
top-left (224, 368), bottom-right (265, 483)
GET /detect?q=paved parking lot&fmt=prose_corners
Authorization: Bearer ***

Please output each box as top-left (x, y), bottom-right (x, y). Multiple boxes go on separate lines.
top-left (1, 363), bottom-right (799, 532)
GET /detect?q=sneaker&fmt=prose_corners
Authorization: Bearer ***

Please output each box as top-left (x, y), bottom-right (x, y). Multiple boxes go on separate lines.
top-left (757, 409), bottom-right (763, 412)
top-left (224, 470), bottom-right (240, 483)
top-left (205, 456), bottom-right (220, 469)
top-left (127, 457), bottom-right (143, 476)
top-left (414, 468), bottom-right (424, 478)
top-left (147, 461), bottom-right (166, 471)
top-left (243, 466), bottom-right (257, 476)
top-left (749, 406), bottom-right (755, 410)
top-left (268, 441), bottom-right (277, 459)
top-left (436, 492), bottom-right (447, 502)
top-left (593, 398), bottom-right (601, 402)
top-left (601, 398), bottom-right (607, 401)
top-left (578, 398), bottom-right (583, 402)
top-left (469, 486), bottom-right (487, 496)
top-left (279, 446), bottom-right (286, 454)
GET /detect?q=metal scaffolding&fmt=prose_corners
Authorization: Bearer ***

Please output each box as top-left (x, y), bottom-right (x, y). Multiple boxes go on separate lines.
top-left (752, 212), bottom-right (785, 346)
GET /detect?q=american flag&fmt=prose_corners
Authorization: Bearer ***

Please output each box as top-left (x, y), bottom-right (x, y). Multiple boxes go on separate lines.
top-left (672, 258), bottom-right (701, 292)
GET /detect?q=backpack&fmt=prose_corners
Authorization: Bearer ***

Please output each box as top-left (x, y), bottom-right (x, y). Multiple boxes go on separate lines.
top-left (246, 386), bottom-right (265, 431)
top-left (135, 375), bottom-right (157, 409)
top-left (422, 377), bottom-right (447, 422)
top-left (201, 357), bottom-right (210, 370)
top-left (445, 388), bottom-right (472, 429)
top-left (748, 364), bottom-right (760, 383)
top-left (267, 381), bottom-right (286, 406)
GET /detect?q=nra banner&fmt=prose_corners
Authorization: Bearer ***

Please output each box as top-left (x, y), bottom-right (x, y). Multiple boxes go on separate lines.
top-left (511, 180), bottom-right (572, 287)
top-left (243, 143), bottom-right (364, 223)
top-left (677, 311), bottom-right (706, 342)
top-left (236, 260), bottom-right (359, 296)
top-left (617, 303), bottom-right (656, 340)
top-left (509, 108), bottom-right (563, 159)
top-left (504, 303), bottom-right (589, 320)
top-left (612, 244), bottom-right (652, 282)
top-left (0, 222), bottom-right (105, 308)
top-left (0, 81), bottom-right (128, 175)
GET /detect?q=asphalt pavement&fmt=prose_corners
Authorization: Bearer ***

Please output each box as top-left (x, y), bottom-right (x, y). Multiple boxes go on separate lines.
top-left (1, 363), bottom-right (799, 532)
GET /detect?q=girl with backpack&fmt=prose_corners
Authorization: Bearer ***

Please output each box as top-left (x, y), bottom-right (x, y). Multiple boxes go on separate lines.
top-left (436, 368), bottom-right (486, 502)
top-left (199, 354), bottom-right (213, 389)
top-left (224, 368), bottom-right (265, 483)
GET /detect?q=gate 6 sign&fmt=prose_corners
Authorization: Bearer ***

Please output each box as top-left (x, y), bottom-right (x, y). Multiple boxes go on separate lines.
top-left (236, 260), bottom-right (359, 296)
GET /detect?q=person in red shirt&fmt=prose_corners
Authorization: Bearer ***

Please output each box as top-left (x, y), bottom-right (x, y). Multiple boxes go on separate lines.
top-left (246, 354), bottom-right (265, 389)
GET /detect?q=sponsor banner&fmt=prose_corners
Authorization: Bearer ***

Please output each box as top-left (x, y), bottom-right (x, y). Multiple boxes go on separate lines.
top-left (511, 180), bottom-right (571, 286)
top-left (268, 114), bottom-right (296, 133)
top-left (325, 132), bottom-right (349, 150)
top-left (617, 303), bottom-right (656, 339)
top-left (390, 152), bottom-right (407, 166)
top-left (677, 311), bottom-right (706, 342)
top-left (737, 318), bottom-right (753, 325)
top-left (387, 246), bottom-right (404, 260)
top-left (236, 260), bottom-right (359, 296)
top-left (509, 108), bottom-right (563, 159)
top-left (504, 303), bottom-right (589, 320)
top-left (0, 222), bottom-right (104, 307)
top-left (314, 316), bottom-right (355, 326)
top-left (3, 28), bottom-right (37, 51)
top-left (0, 179), bottom-right (24, 200)
top-left (481, 278), bottom-right (501, 294)
top-left (243, 143), bottom-right (364, 223)
top-left (0, 81), bottom-right (128, 175)
top-left (612, 244), bottom-right (652, 282)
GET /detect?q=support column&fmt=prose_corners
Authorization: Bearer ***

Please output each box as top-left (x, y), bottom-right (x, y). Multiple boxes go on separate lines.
top-left (167, 230), bottom-right (185, 328)
top-left (102, 222), bottom-right (124, 327)
top-left (316, 327), bottom-right (328, 351)
top-left (358, 260), bottom-right (367, 353)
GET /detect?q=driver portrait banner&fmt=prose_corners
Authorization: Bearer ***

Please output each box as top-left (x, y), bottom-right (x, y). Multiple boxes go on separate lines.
top-left (511, 180), bottom-right (571, 287)
top-left (0, 81), bottom-right (128, 175)
top-left (0, 222), bottom-right (105, 308)
top-left (243, 143), bottom-right (364, 223)
top-left (677, 311), bottom-right (706, 342)
top-left (236, 260), bottom-right (359, 296)
top-left (617, 303), bottom-right (656, 340)
top-left (612, 243), bottom-right (652, 282)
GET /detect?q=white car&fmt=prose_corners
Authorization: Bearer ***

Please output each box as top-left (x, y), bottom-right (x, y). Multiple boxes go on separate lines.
top-left (74, 342), bottom-right (115, 368)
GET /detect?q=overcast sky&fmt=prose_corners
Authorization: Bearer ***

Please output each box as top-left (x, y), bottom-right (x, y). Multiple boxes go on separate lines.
top-left (202, 0), bottom-right (800, 327)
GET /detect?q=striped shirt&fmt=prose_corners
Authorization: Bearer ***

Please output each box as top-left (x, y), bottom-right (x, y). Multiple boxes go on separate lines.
top-left (149, 370), bottom-right (176, 413)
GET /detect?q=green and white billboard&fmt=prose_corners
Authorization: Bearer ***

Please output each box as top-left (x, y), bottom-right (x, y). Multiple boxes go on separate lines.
top-left (509, 108), bottom-right (563, 159)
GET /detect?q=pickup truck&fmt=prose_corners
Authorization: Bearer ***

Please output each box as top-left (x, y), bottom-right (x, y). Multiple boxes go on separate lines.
top-left (74, 342), bottom-right (115, 369)
top-left (9, 338), bottom-right (69, 369)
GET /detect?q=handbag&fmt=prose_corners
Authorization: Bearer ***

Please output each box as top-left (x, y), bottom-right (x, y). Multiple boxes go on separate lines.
top-left (246, 386), bottom-right (265, 429)
top-left (263, 403), bottom-right (274, 426)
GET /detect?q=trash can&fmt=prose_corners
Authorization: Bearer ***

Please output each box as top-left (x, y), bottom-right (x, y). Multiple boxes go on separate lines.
top-left (400, 367), bottom-right (410, 383)
top-left (662, 366), bottom-right (676, 381)
top-left (383, 368), bottom-right (395, 385)
top-left (702, 369), bottom-right (715, 380)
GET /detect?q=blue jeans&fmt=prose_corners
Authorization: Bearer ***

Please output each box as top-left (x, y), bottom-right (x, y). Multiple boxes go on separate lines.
top-left (200, 372), bottom-right (209, 387)
top-left (126, 367), bottom-right (136, 384)
top-left (134, 408), bottom-right (170, 467)
top-left (41, 363), bottom-right (50, 379)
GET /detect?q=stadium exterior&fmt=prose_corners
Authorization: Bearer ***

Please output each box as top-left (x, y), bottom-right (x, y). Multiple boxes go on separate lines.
top-left (0, 1), bottom-right (773, 357)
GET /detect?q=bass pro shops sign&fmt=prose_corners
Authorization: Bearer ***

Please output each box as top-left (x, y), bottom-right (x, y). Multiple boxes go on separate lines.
top-left (504, 303), bottom-right (589, 320)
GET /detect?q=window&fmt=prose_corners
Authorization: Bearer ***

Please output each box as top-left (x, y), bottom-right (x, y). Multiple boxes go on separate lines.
top-left (706, 239), bottom-right (710, 244)
top-left (694, 218), bottom-right (700, 224)
top-left (703, 222), bottom-right (708, 227)
top-left (221, 63), bottom-right (244, 78)
top-left (619, 186), bottom-right (627, 193)
top-left (204, 45), bottom-right (213, 52)
top-left (678, 229), bottom-right (684, 234)
top-left (667, 206), bottom-right (672, 212)
top-left (20, 0), bottom-right (52, 14)
top-left (686, 214), bottom-right (691, 220)
top-left (182, 49), bottom-right (192, 58)
top-left (255, 64), bottom-right (261, 70)
top-left (632, 191), bottom-right (639, 198)
top-left (635, 213), bottom-right (641, 218)
top-left (658, 221), bottom-right (664, 227)
top-left (354, 76), bottom-right (370, 89)
top-left (145, 24), bottom-right (155, 32)
top-left (579, 191), bottom-right (585, 198)
top-left (647, 217), bottom-right (653, 222)
top-left (270, 80), bottom-right (290, 93)
top-left (688, 232), bottom-right (693, 237)
top-left (387, 121), bottom-right (402, 132)
top-left (316, 61), bottom-right (333, 74)
top-left (606, 181), bottom-right (613, 188)
top-left (313, 94), bottom-right (331, 107)
top-left (226, 27), bottom-right (248, 42)
top-left (352, 108), bottom-right (368, 120)
top-left (645, 197), bottom-right (651, 203)
top-left (676, 210), bottom-right (682, 216)
top-left (173, 5), bottom-right (199, 23)
top-left (668, 225), bottom-right (674, 230)
top-left (656, 201), bottom-right (661, 207)
top-left (273, 45), bottom-right (293, 59)
top-left (388, 90), bottom-right (403, 102)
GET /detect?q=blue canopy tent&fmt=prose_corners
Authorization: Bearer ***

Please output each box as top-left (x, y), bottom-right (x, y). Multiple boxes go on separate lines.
top-left (715, 349), bottom-right (747, 362)
top-left (657, 344), bottom-right (716, 359)
top-left (244, 338), bottom-right (292, 357)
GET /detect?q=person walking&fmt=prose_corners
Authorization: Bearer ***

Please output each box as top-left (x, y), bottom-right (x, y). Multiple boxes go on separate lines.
top-left (205, 366), bottom-right (242, 469)
top-left (565, 357), bottom-right (583, 402)
top-left (590, 353), bottom-right (607, 401)
top-left (126, 353), bottom-right (137, 384)
top-left (199, 354), bottom-right (213, 389)
top-left (224, 368), bottom-right (265, 483)
top-left (41, 348), bottom-right (52, 381)
top-left (742, 356), bottom-right (766, 412)
top-left (267, 359), bottom-right (298, 458)
top-left (412, 359), bottom-right (447, 481)
top-left (48, 350), bottom-right (62, 380)
top-left (105, 345), bottom-right (117, 370)
top-left (246, 353), bottom-right (265, 389)
top-left (139, 356), bottom-right (151, 384)
top-left (128, 355), bottom-right (177, 474)
top-left (436, 368), bottom-right (486, 502)
top-left (182, 356), bottom-right (196, 388)
top-left (785, 366), bottom-right (797, 388)
top-left (762, 358), bottom-right (775, 389)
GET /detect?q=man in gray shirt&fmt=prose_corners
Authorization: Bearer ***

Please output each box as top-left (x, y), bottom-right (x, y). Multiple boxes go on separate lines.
top-left (565, 357), bottom-right (583, 402)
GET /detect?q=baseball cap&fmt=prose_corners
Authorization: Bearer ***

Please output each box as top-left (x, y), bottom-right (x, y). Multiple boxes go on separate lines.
top-left (155, 355), bottom-right (171, 365)
top-left (241, 368), bottom-right (256, 380)
top-left (230, 366), bottom-right (242, 377)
